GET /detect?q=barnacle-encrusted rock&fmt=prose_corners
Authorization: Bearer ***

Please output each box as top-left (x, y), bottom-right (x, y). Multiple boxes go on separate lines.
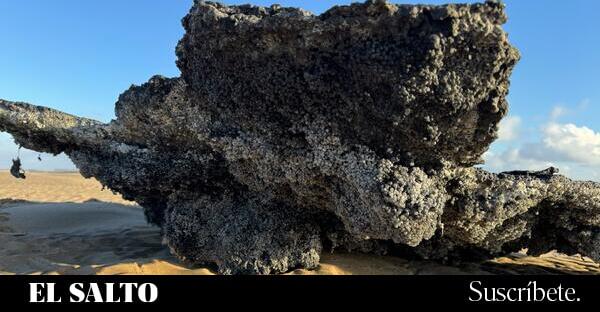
top-left (1, 0), bottom-right (599, 274)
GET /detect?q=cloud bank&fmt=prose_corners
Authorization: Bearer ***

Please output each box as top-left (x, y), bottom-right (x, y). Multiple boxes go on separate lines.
top-left (483, 105), bottom-right (600, 182)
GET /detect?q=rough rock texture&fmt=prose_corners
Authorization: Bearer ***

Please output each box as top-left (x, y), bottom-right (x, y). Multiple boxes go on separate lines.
top-left (1, 0), bottom-right (599, 274)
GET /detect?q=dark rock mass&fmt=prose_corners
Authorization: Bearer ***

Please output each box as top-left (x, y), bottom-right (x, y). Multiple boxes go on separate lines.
top-left (1, 0), bottom-right (599, 274)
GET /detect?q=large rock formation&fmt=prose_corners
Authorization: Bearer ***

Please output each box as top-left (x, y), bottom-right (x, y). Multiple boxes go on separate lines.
top-left (1, 0), bottom-right (599, 274)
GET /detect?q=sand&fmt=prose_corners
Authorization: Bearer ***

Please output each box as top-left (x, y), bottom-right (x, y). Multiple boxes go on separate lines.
top-left (1, 171), bottom-right (599, 275)
top-left (0, 170), bottom-right (133, 205)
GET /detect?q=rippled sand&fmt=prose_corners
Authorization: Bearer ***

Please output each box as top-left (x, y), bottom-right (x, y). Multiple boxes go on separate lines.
top-left (1, 171), bottom-right (598, 275)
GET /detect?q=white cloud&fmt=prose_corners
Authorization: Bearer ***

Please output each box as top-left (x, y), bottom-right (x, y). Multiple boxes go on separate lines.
top-left (483, 149), bottom-right (557, 173)
top-left (549, 100), bottom-right (590, 121)
top-left (483, 147), bottom-right (597, 182)
top-left (508, 122), bottom-right (600, 167)
top-left (550, 106), bottom-right (568, 120)
top-left (541, 122), bottom-right (600, 166)
top-left (483, 108), bottom-right (600, 182)
top-left (578, 98), bottom-right (591, 110)
top-left (497, 116), bottom-right (521, 141)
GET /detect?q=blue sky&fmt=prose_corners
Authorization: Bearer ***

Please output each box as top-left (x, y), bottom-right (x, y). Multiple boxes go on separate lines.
top-left (0, 1), bottom-right (598, 181)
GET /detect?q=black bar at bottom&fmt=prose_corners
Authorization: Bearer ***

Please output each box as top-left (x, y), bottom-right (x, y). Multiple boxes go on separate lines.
top-left (0, 275), bottom-right (598, 307)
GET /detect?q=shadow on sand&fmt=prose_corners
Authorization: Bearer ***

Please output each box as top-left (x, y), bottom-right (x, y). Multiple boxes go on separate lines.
top-left (0, 199), bottom-right (598, 275)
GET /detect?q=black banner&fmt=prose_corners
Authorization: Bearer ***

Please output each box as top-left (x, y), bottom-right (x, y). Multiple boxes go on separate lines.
top-left (0, 275), bottom-right (599, 308)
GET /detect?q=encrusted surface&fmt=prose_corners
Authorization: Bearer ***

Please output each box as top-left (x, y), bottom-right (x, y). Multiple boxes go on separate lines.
top-left (1, 1), bottom-right (599, 274)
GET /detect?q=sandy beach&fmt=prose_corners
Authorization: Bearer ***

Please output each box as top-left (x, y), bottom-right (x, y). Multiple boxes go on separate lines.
top-left (1, 171), bottom-right (599, 275)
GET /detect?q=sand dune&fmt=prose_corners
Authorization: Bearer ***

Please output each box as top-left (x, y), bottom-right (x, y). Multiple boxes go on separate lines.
top-left (0, 171), bottom-right (599, 275)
